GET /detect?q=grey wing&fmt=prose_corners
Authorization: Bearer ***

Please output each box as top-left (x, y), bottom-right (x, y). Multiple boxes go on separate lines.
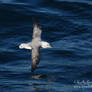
top-left (31, 47), bottom-right (40, 72)
top-left (32, 19), bottom-right (42, 39)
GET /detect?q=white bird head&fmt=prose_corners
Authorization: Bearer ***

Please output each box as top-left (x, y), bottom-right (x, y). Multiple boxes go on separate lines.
top-left (41, 41), bottom-right (52, 48)
top-left (19, 43), bottom-right (32, 50)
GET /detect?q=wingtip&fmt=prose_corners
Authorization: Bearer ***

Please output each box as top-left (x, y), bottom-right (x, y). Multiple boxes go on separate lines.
top-left (32, 18), bottom-right (42, 29)
top-left (31, 67), bottom-right (36, 72)
top-left (31, 63), bottom-right (37, 72)
top-left (32, 18), bottom-right (37, 24)
top-left (31, 69), bottom-right (34, 72)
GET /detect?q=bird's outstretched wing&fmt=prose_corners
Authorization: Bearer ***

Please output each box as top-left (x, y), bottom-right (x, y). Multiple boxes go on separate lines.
top-left (31, 47), bottom-right (40, 72)
top-left (32, 19), bottom-right (42, 39)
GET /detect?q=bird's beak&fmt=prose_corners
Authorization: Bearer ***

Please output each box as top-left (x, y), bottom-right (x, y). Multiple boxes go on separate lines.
top-left (49, 45), bottom-right (53, 48)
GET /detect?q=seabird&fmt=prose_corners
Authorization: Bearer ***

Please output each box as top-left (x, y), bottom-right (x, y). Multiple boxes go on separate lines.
top-left (19, 20), bottom-right (52, 72)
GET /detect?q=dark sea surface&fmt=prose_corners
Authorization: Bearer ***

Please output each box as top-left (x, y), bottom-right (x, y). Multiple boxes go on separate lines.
top-left (0, 0), bottom-right (92, 92)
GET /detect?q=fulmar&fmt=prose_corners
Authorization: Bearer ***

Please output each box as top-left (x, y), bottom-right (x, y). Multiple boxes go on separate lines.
top-left (19, 20), bottom-right (52, 72)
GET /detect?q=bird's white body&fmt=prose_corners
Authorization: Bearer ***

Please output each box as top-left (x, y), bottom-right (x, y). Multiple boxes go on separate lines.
top-left (19, 41), bottom-right (52, 50)
top-left (19, 43), bottom-right (32, 50)
top-left (41, 41), bottom-right (52, 48)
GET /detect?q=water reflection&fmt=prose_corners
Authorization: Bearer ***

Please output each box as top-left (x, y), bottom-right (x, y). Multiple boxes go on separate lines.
top-left (27, 73), bottom-right (56, 92)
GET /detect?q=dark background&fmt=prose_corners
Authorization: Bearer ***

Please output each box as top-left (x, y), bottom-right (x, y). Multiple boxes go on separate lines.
top-left (0, 0), bottom-right (92, 92)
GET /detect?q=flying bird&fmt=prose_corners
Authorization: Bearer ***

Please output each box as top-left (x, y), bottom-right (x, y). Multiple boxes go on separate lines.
top-left (19, 20), bottom-right (52, 72)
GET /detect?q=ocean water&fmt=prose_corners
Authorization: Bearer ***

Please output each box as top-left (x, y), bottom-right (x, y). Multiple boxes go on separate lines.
top-left (0, 0), bottom-right (92, 92)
